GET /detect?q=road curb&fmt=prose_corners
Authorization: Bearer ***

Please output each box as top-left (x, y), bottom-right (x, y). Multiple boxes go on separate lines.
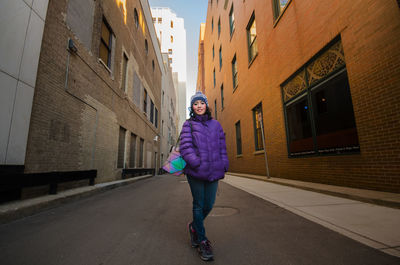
top-left (0, 175), bottom-right (153, 225)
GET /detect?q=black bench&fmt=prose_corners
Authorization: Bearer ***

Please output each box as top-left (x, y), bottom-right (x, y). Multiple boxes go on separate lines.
top-left (0, 169), bottom-right (97, 203)
top-left (121, 168), bottom-right (155, 179)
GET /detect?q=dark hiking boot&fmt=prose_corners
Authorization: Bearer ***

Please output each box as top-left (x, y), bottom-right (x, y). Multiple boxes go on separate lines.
top-left (198, 240), bottom-right (214, 261)
top-left (188, 222), bottom-right (199, 248)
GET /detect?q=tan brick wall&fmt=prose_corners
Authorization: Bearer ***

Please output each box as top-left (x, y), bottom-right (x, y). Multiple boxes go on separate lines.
top-left (25, 0), bottom-right (162, 183)
top-left (202, 0), bottom-right (400, 192)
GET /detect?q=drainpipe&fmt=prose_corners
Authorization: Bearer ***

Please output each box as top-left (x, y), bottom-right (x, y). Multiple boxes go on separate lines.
top-left (258, 113), bottom-right (270, 178)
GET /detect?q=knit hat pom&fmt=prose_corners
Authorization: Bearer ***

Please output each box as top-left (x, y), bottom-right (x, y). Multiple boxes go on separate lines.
top-left (190, 91), bottom-right (208, 107)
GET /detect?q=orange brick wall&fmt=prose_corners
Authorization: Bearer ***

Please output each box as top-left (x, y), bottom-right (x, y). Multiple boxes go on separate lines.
top-left (202, 0), bottom-right (400, 192)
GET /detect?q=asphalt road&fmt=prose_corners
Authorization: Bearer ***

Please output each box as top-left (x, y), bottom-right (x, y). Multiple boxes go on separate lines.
top-left (0, 175), bottom-right (399, 265)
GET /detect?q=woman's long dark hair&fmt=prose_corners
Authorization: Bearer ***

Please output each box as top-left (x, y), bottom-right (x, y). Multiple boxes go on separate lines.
top-left (189, 106), bottom-right (212, 120)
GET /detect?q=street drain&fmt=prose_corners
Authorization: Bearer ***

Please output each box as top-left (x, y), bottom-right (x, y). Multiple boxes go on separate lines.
top-left (210, 206), bottom-right (239, 217)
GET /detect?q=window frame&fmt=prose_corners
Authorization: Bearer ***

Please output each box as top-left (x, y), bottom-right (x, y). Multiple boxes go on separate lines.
top-left (121, 52), bottom-right (128, 92)
top-left (281, 37), bottom-right (360, 157)
top-left (219, 45), bottom-right (222, 70)
top-left (272, 0), bottom-right (292, 24)
top-left (214, 100), bottom-right (218, 120)
top-left (252, 103), bottom-right (264, 151)
top-left (220, 84), bottom-right (224, 110)
top-left (100, 18), bottom-right (113, 68)
top-left (129, 133), bottom-right (137, 168)
top-left (235, 121), bottom-right (242, 155)
top-left (145, 39), bottom-right (149, 55)
top-left (232, 54), bottom-right (238, 90)
top-left (218, 17), bottom-right (221, 38)
top-left (246, 12), bottom-right (258, 64)
top-left (143, 89), bottom-right (148, 114)
top-left (134, 9), bottom-right (139, 28)
top-left (117, 126), bottom-right (126, 168)
top-left (229, 4), bottom-right (235, 37)
top-left (213, 68), bottom-right (216, 87)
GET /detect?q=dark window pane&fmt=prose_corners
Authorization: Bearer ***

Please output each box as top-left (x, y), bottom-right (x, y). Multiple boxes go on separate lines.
top-left (130, 133), bottom-right (137, 168)
top-left (311, 71), bottom-right (360, 153)
top-left (286, 96), bottom-right (314, 155)
top-left (99, 42), bottom-right (109, 66)
top-left (139, 138), bottom-right (144, 167)
top-left (101, 22), bottom-right (110, 46)
top-left (117, 127), bottom-right (126, 168)
top-left (235, 122), bottom-right (242, 155)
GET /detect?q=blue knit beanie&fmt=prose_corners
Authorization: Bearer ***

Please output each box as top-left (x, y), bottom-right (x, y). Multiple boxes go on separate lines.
top-left (190, 91), bottom-right (208, 108)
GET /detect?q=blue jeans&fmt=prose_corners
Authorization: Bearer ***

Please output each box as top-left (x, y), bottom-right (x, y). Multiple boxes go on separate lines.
top-left (186, 175), bottom-right (219, 242)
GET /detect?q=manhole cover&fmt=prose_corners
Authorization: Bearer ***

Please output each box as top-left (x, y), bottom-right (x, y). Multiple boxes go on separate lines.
top-left (210, 206), bottom-right (239, 217)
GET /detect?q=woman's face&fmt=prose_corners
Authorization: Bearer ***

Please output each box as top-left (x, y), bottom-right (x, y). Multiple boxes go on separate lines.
top-left (192, 100), bottom-right (206, 115)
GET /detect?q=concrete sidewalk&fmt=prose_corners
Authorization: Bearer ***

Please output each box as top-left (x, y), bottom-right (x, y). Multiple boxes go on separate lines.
top-left (223, 174), bottom-right (400, 258)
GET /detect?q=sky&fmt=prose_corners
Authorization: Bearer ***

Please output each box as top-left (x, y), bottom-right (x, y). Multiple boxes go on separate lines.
top-left (148, 0), bottom-right (208, 110)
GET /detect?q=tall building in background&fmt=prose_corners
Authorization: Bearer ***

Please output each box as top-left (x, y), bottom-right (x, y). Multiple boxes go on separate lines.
top-left (196, 23), bottom-right (206, 93)
top-left (151, 7), bottom-right (187, 129)
top-left (201, 0), bottom-right (400, 192)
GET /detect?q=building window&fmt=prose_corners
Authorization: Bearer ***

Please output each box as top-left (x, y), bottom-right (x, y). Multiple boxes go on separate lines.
top-left (232, 54), bottom-right (238, 89)
top-left (139, 138), bottom-right (144, 167)
top-left (213, 68), bottom-right (216, 87)
top-left (229, 4), bottom-right (235, 36)
top-left (152, 17), bottom-right (156, 23)
top-left (170, 35), bottom-right (173, 43)
top-left (171, 20), bottom-right (174, 28)
top-left (162, 91), bottom-right (165, 106)
top-left (235, 121), bottom-right (242, 155)
top-left (212, 45), bottom-right (215, 60)
top-left (150, 100), bottom-right (154, 123)
top-left (121, 53), bottom-right (128, 92)
top-left (252, 103), bottom-right (264, 151)
top-left (272, 0), bottom-right (290, 20)
top-left (219, 46), bottom-right (222, 69)
top-left (212, 17), bottom-right (214, 32)
top-left (282, 38), bottom-right (359, 157)
top-left (168, 48), bottom-right (173, 55)
top-left (246, 12), bottom-right (258, 63)
top-left (161, 120), bottom-right (164, 135)
top-left (168, 57), bottom-right (172, 64)
top-left (152, 60), bottom-right (155, 72)
top-left (155, 108), bottom-right (158, 128)
top-left (158, 17), bottom-right (162, 23)
top-left (134, 9), bottom-right (139, 28)
top-left (214, 100), bottom-right (218, 120)
top-left (143, 89), bottom-right (148, 113)
top-left (117, 126), bottom-right (126, 168)
top-left (100, 18), bottom-right (113, 68)
top-left (218, 17), bottom-right (221, 38)
top-left (220, 84), bottom-right (224, 109)
top-left (145, 39), bottom-right (148, 55)
top-left (129, 133), bottom-right (137, 168)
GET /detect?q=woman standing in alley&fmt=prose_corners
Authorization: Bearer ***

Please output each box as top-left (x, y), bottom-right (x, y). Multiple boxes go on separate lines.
top-left (180, 91), bottom-right (229, 261)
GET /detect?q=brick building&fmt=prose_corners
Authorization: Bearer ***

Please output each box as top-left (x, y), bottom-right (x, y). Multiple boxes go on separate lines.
top-left (197, 23), bottom-right (206, 93)
top-left (202, 0), bottom-right (400, 192)
top-left (19, 0), bottom-right (165, 184)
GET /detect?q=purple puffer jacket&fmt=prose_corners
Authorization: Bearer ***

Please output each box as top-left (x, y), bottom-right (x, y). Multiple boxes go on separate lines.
top-left (180, 114), bottom-right (229, 181)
